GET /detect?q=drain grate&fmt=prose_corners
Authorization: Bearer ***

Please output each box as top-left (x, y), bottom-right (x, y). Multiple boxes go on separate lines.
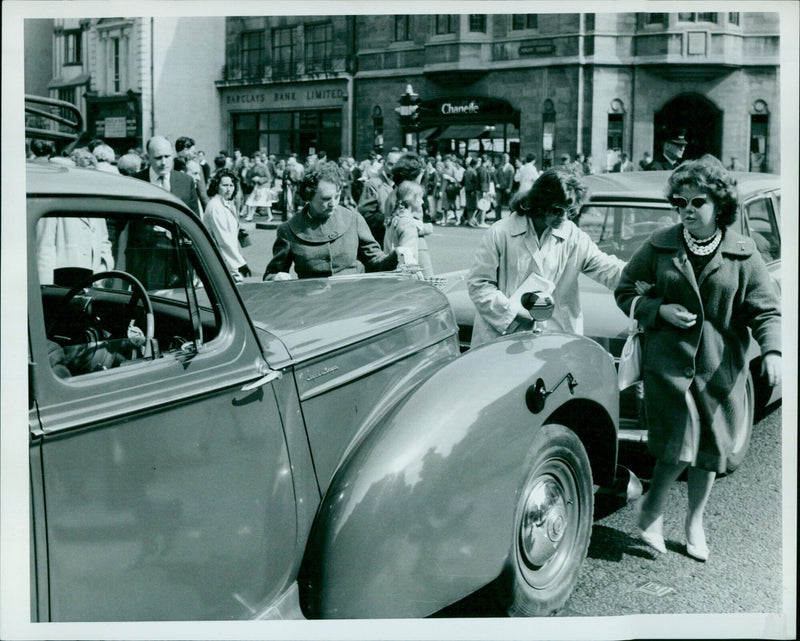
top-left (636, 581), bottom-right (675, 596)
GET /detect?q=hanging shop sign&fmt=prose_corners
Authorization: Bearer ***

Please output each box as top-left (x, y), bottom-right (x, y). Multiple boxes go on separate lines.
top-left (418, 96), bottom-right (519, 127)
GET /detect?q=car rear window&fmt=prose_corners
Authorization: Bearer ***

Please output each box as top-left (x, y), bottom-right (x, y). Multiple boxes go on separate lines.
top-left (576, 205), bottom-right (679, 261)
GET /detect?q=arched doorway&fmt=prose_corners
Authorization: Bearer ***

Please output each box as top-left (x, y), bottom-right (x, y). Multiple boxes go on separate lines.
top-left (654, 94), bottom-right (722, 161)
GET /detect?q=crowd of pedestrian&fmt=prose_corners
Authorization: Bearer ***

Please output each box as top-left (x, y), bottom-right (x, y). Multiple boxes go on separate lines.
top-left (23, 127), bottom-right (734, 286)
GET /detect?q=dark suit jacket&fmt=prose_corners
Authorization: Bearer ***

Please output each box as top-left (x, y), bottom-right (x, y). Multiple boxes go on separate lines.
top-left (134, 169), bottom-right (200, 214)
top-left (645, 154), bottom-right (678, 171)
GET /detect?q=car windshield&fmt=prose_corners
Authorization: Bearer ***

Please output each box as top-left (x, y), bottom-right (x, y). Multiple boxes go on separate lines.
top-left (576, 204), bottom-right (680, 261)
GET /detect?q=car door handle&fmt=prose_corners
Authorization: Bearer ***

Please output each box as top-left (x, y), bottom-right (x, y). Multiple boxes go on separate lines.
top-left (241, 368), bottom-right (282, 391)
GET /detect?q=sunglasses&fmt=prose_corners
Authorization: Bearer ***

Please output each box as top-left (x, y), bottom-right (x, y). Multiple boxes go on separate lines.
top-left (549, 203), bottom-right (580, 218)
top-left (669, 196), bottom-right (708, 209)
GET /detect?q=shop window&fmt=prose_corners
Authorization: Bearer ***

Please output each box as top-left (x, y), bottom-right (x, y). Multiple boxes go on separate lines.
top-left (272, 26), bottom-right (295, 79)
top-left (57, 87), bottom-right (76, 122)
top-left (111, 38), bottom-right (121, 93)
top-left (728, 12), bottom-right (740, 26)
top-left (241, 31), bottom-right (265, 79)
top-left (305, 22), bottom-right (332, 72)
top-left (435, 15), bottom-right (456, 35)
top-left (678, 13), bottom-right (718, 23)
top-left (749, 113), bottom-right (769, 173)
top-left (541, 99), bottom-right (556, 169)
top-left (607, 113), bottom-right (624, 151)
top-left (511, 14), bottom-right (538, 30)
top-left (394, 16), bottom-right (411, 42)
top-left (58, 87), bottom-right (75, 106)
top-left (64, 30), bottom-right (82, 65)
top-left (233, 109), bottom-right (341, 159)
top-left (469, 15), bottom-right (487, 33)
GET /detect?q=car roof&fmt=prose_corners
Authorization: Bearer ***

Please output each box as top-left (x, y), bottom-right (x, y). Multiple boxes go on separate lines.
top-left (26, 161), bottom-right (188, 209)
top-left (583, 170), bottom-right (780, 203)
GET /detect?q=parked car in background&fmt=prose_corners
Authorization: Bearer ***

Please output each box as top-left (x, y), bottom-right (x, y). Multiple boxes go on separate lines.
top-left (25, 97), bottom-right (628, 621)
top-left (442, 170), bottom-right (782, 473)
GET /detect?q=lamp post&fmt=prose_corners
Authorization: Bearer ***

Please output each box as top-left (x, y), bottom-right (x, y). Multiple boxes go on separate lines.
top-left (395, 84), bottom-right (420, 150)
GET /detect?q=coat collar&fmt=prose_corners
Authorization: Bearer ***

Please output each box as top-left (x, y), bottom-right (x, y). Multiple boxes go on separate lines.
top-left (649, 224), bottom-right (755, 258)
top-left (288, 204), bottom-right (355, 243)
top-left (508, 212), bottom-right (571, 241)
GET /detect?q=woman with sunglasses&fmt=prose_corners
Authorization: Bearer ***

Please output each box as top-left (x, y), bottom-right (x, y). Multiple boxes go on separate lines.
top-left (468, 166), bottom-right (625, 347)
top-left (615, 155), bottom-right (781, 561)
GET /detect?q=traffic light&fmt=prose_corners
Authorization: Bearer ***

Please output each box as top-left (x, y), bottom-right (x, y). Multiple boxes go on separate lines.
top-left (395, 84), bottom-right (420, 130)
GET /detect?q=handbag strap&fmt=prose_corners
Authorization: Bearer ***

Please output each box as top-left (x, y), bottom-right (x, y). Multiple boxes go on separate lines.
top-left (628, 295), bottom-right (641, 334)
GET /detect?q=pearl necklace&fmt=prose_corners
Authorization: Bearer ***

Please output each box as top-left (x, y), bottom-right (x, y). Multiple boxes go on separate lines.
top-left (683, 227), bottom-right (722, 256)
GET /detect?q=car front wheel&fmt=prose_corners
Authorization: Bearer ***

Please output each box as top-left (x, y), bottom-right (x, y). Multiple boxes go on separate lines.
top-left (497, 423), bottom-right (594, 616)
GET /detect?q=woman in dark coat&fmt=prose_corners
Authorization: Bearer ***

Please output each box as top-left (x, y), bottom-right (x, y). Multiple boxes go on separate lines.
top-left (615, 155), bottom-right (781, 561)
top-left (263, 161), bottom-right (398, 280)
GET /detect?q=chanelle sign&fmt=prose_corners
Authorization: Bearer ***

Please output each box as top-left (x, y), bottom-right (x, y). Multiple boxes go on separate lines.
top-left (420, 96), bottom-right (519, 125)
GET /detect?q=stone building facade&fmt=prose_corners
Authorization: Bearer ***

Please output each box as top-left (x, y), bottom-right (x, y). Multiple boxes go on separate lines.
top-left (219, 11), bottom-right (779, 172)
top-left (27, 17), bottom-right (225, 157)
top-left (27, 11), bottom-right (780, 173)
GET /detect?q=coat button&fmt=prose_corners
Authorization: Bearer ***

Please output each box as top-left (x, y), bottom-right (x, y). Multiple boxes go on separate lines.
top-left (329, 233), bottom-right (337, 239)
top-left (684, 367), bottom-right (694, 378)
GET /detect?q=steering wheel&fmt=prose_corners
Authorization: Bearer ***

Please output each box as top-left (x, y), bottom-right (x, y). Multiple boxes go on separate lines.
top-left (48, 270), bottom-right (155, 360)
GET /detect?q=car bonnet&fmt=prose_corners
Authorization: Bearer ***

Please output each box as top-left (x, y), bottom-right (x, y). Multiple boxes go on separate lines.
top-left (237, 276), bottom-right (453, 364)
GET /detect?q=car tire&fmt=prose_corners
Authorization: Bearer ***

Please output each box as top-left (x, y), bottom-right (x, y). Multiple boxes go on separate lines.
top-left (725, 371), bottom-right (755, 474)
top-left (497, 423), bottom-right (593, 617)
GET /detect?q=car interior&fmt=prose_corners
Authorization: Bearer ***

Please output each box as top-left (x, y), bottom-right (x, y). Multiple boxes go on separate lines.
top-left (36, 213), bottom-right (222, 377)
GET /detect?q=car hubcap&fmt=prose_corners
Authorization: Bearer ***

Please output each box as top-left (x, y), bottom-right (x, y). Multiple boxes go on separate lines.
top-left (520, 475), bottom-right (569, 568)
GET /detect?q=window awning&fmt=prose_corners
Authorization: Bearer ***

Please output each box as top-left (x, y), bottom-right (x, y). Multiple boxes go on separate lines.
top-left (48, 73), bottom-right (91, 89)
top-left (415, 127), bottom-right (439, 140)
top-left (435, 124), bottom-right (490, 140)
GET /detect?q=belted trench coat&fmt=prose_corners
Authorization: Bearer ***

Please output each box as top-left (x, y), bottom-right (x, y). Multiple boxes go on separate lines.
top-left (467, 213), bottom-right (625, 346)
top-left (615, 225), bottom-right (781, 472)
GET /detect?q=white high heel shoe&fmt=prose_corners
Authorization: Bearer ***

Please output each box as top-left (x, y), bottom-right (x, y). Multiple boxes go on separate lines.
top-left (685, 519), bottom-right (709, 561)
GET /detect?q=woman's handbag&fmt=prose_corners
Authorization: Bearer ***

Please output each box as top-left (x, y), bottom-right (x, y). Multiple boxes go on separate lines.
top-left (445, 181), bottom-right (460, 200)
top-left (238, 227), bottom-right (252, 248)
top-left (617, 295), bottom-right (643, 390)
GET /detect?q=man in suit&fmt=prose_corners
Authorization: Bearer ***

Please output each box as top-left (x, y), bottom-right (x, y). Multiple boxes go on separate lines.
top-left (135, 136), bottom-right (199, 212)
top-left (126, 136), bottom-right (199, 289)
top-left (646, 129), bottom-right (688, 171)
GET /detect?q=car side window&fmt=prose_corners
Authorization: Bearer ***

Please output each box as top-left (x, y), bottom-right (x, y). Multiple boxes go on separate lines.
top-left (744, 197), bottom-right (780, 263)
top-left (35, 213), bottom-right (222, 378)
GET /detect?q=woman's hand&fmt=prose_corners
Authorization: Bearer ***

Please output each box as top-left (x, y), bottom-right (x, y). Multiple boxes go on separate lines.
top-left (264, 271), bottom-right (292, 281)
top-left (634, 281), bottom-right (654, 296)
top-left (658, 303), bottom-right (697, 329)
top-left (761, 353), bottom-right (782, 387)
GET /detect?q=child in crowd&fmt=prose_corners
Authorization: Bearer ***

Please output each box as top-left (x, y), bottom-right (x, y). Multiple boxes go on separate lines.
top-left (383, 180), bottom-right (434, 278)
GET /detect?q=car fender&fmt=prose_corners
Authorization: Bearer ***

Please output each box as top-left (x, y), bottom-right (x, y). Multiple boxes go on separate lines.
top-left (300, 331), bottom-right (619, 619)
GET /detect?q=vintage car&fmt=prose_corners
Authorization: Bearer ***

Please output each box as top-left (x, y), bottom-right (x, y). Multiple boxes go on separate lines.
top-left (25, 111), bottom-right (628, 621)
top-left (442, 170), bottom-right (782, 473)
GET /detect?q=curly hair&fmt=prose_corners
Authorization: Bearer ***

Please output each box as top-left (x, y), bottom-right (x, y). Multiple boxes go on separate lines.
top-left (512, 166), bottom-right (588, 218)
top-left (666, 155), bottom-right (739, 228)
top-left (299, 161), bottom-right (344, 201)
top-left (207, 168), bottom-right (239, 198)
top-left (391, 152), bottom-right (425, 186)
top-left (70, 147), bottom-right (98, 169)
